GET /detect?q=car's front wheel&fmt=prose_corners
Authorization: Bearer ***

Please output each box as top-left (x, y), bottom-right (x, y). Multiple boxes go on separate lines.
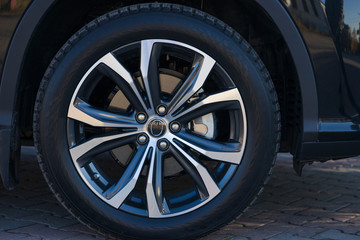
top-left (34, 3), bottom-right (280, 239)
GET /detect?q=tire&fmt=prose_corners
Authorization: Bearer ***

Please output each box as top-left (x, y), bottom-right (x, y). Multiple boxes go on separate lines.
top-left (34, 3), bottom-right (280, 240)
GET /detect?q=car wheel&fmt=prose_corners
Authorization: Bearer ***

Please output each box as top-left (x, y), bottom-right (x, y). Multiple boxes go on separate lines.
top-left (34, 3), bottom-right (280, 239)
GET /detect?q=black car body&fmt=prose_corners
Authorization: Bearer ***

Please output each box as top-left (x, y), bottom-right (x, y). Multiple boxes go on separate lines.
top-left (0, 0), bottom-right (359, 239)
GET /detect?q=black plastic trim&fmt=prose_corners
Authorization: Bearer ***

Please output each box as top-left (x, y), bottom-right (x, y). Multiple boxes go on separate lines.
top-left (256, 0), bottom-right (319, 142)
top-left (0, 0), bottom-right (55, 128)
top-left (296, 141), bottom-right (360, 160)
top-left (319, 122), bottom-right (360, 141)
top-left (0, 0), bottom-right (55, 190)
top-left (0, 128), bottom-right (14, 189)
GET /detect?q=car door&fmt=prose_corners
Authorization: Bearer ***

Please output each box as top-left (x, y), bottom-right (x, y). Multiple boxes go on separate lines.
top-left (325, 0), bottom-right (360, 124)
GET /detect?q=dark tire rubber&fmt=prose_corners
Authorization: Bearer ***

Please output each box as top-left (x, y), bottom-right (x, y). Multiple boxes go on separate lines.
top-left (33, 3), bottom-right (280, 240)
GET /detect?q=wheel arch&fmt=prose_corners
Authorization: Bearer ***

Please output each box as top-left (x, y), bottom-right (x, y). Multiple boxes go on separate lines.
top-left (0, 0), bottom-right (318, 189)
top-left (255, 0), bottom-right (318, 143)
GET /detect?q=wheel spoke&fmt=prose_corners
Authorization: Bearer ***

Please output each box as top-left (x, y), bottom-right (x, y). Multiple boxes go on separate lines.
top-left (168, 53), bottom-right (216, 115)
top-left (169, 88), bottom-right (241, 122)
top-left (77, 134), bottom-right (138, 167)
top-left (70, 131), bottom-right (138, 165)
top-left (146, 148), bottom-right (170, 217)
top-left (171, 132), bottom-right (243, 164)
top-left (68, 98), bottom-right (138, 128)
top-left (103, 144), bottom-right (151, 208)
top-left (141, 40), bottom-right (162, 110)
top-left (169, 144), bottom-right (220, 200)
top-left (95, 53), bottom-right (147, 112)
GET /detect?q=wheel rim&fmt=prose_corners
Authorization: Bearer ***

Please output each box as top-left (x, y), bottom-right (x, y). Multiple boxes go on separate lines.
top-left (67, 39), bottom-right (247, 218)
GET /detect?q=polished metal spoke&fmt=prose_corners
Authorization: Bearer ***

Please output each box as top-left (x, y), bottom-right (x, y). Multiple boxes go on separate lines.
top-left (102, 144), bottom-right (151, 208)
top-left (168, 53), bottom-right (216, 115)
top-left (96, 53), bottom-right (148, 112)
top-left (70, 131), bottom-right (139, 164)
top-left (75, 134), bottom-right (138, 168)
top-left (141, 40), bottom-right (162, 110)
top-left (146, 148), bottom-right (170, 217)
top-left (68, 98), bottom-right (138, 128)
top-left (170, 132), bottom-right (243, 164)
top-left (169, 143), bottom-right (220, 200)
top-left (169, 88), bottom-right (242, 122)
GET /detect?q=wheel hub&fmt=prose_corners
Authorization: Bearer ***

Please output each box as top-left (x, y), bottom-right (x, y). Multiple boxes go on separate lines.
top-left (148, 119), bottom-right (167, 137)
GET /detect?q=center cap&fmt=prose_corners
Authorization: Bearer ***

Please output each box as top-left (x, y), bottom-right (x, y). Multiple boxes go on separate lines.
top-left (148, 119), bottom-right (166, 137)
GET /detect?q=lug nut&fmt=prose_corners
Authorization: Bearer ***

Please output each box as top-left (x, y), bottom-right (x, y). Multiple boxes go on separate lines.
top-left (156, 105), bottom-right (167, 116)
top-left (136, 112), bottom-right (147, 124)
top-left (170, 122), bottom-right (181, 133)
top-left (158, 139), bottom-right (170, 151)
top-left (137, 134), bottom-right (149, 145)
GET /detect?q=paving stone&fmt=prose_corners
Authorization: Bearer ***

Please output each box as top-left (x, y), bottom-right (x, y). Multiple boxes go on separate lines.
top-left (257, 222), bottom-right (324, 238)
top-left (0, 231), bottom-right (28, 240)
top-left (19, 212), bottom-right (78, 228)
top-left (0, 204), bottom-right (40, 218)
top-left (17, 237), bottom-right (42, 240)
top-left (299, 177), bottom-right (327, 185)
top-left (268, 180), bottom-right (294, 188)
top-left (35, 195), bottom-right (61, 204)
top-left (291, 184), bottom-right (333, 193)
top-left (313, 229), bottom-right (360, 240)
top-left (290, 191), bottom-right (342, 202)
top-left (231, 217), bottom-right (274, 228)
top-left (252, 201), bottom-right (307, 215)
top-left (297, 208), bottom-right (360, 222)
top-left (259, 193), bottom-right (302, 205)
top-left (323, 187), bottom-right (360, 198)
top-left (0, 196), bottom-right (43, 209)
top-left (18, 183), bottom-right (48, 191)
top-left (0, 217), bottom-right (35, 231)
top-left (9, 224), bottom-right (80, 240)
top-left (61, 224), bottom-right (99, 236)
top-left (292, 199), bottom-right (350, 211)
top-left (350, 217), bottom-right (360, 224)
top-left (229, 237), bottom-right (248, 240)
top-left (268, 233), bottom-right (310, 240)
top-left (304, 218), bottom-right (360, 234)
top-left (253, 211), bottom-right (316, 225)
top-left (220, 228), bottom-right (281, 240)
top-left (5, 188), bottom-right (50, 200)
top-left (62, 233), bottom-right (99, 239)
top-left (338, 204), bottom-right (360, 214)
top-left (26, 202), bottom-right (70, 217)
top-left (241, 208), bottom-right (264, 218)
top-left (200, 234), bottom-right (234, 240)
top-left (261, 186), bottom-right (297, 196)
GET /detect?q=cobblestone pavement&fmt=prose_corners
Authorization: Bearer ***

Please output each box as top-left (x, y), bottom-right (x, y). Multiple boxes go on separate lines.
top-left (0, 147), bottom-right (359, 240)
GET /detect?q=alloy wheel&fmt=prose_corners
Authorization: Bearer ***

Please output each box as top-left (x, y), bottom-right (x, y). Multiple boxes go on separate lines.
top-left (67, 39), bottom-right (247, 218)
